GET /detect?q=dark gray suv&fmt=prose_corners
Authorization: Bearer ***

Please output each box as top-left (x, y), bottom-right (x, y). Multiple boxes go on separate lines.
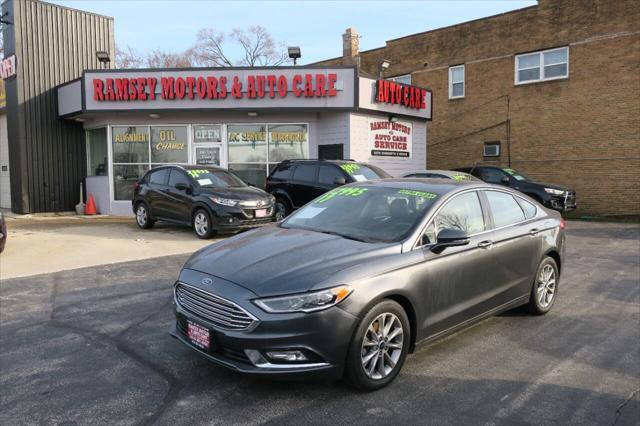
top-left (171, 179), bottom-right (565, 390)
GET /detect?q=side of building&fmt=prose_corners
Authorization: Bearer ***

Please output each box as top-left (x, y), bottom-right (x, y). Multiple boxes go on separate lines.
top-left (316, 0), bottom-right (640, 217)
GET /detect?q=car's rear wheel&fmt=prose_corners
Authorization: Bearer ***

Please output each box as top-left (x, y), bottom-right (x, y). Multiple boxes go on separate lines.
top-left (344, 300), bottom-right (410, 391)
top-left (135, 202), bottom-right (154, 229)
top-left (274, 197), bottom-right (291, 221)
top-left (193, 209), bottom-right (214, 239)
top-left (527, 256), bottom-right (558, 315)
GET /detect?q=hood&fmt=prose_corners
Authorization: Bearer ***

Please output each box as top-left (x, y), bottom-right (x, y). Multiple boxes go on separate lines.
top-left (523, 181), bottom-right (571, 192)
top-left (198, 185), bottom-right (270, 201)
top-left (183, 225), bottom-right (400, 297)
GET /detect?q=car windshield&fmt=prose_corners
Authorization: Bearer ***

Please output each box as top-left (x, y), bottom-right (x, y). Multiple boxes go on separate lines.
top-left (502, 168), bottom-right (531, 182)
top-left (281, 186), bottom-right (439, 243)
top-left (339, 163), bottom-right (391, 182)
top-left (186, 169), bottom-right (247, 188)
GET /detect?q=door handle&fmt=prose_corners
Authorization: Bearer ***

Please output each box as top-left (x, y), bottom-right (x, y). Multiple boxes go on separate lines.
top-left (478, 240), bottom-right (493, 249)
top-left (529, 228), bottom-right (540, 236)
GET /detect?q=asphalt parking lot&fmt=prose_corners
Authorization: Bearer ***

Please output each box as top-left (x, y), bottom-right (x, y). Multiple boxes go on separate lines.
top-left (1, 221), bottom-right (638, 425)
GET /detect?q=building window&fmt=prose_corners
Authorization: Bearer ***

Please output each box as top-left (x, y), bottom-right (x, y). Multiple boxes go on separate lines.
top-left (227, 123), bottom-right (309, 187)
top-left (515, 47), bottom-right (569, 84)
top-left (389, 74), bottom-right (411, 85)
top-left (86, 128), bottom-right (108, 176)
top-left (448, 65), bottom-right (465, 99)
top-left (150, 126), bottom-right (189, 165)
top-left (483, 141), bottom-right (501, 157)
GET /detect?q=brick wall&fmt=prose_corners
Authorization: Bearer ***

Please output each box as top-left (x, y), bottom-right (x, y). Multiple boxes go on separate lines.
top-left (314, 0), bottom-right (640, 217)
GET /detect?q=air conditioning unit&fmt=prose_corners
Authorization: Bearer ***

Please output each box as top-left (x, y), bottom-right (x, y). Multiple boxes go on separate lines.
top-left (483, 143), bottom-right (500, 157)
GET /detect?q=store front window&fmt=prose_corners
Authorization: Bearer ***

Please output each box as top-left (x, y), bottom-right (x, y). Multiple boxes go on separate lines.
top-left (150, 126), bottom-right (189, 165)
top-left (228, 123), bottom-right (308, 187)
top-left (86, 127), bottom-right (108, 176)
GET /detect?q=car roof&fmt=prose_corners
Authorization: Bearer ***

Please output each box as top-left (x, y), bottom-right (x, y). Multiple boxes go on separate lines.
top-left (280, 159), bottom-right (361, 165)
top-left (349, 178), bottom-right (488, 197)
top-left (403, 170), bottom-right (473, 178)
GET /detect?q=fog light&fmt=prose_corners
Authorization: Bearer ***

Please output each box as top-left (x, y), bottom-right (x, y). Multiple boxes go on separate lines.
top-left (266, 350), bottom-right (309, 362)
top-left (228, 218), bottom-right (234, 223)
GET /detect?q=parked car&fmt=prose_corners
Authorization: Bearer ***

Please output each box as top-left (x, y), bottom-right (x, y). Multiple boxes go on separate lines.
top-left (132, 165), bottom-right (275, 239)
top-left (171, 179), bottom-right (565, 390)
top-left (455, 166), bottom-right (576, 212)
top-left (401, 169), bottom-right (481, 181)
top-left (0, 211), bottom-right (6, 253)
top-left (266, 159), bottom-right (391, 220)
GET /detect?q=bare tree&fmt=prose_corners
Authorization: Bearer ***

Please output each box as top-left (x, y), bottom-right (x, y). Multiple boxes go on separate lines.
top-left (115, 45), bottom-right (144, 68)
top-left (194, 25), bottom-right (289, 67)
top-left (146, 48), bottom-right (196, 68)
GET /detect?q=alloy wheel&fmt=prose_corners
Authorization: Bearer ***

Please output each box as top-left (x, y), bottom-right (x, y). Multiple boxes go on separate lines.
top-left (360, 312), bottom-right (404, 380)
top-left (536, 264), bottom-right (556, 308)
top-left (136, 205), bottom-right (147, 226)
top-left (274, 202), bottom-right (286, 221)
top-left (194, 212), bottom-right (208, 236)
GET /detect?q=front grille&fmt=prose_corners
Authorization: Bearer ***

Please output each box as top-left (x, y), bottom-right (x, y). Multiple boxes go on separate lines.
top-left (175, 283), bottom-right (258, 331)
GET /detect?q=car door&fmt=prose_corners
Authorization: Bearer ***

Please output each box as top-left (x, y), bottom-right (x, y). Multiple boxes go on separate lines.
top-left (479, 190), bottom-right (543, 303)
top-left (146, 168), bottom-right (170, 219)
top-left (163, 169), bottom-right (194, 223)
top-left (415, 190), bottom-right (498, 336)
top-left (289, 164), bottom-right (320, 208)
top-left (317, 165), bottom-right (348, 193)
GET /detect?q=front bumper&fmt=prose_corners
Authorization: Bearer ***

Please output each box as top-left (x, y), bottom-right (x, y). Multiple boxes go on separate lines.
top-left (546, 191), bottom-right (576, 212)
top-left (170, 270), bottom-right (358, 380)
top-left (211, 205), bottom-right (276, 231)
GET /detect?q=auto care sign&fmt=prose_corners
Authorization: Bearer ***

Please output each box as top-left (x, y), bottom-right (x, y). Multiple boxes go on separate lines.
top-left (369, 119), bottom-right (412, 158)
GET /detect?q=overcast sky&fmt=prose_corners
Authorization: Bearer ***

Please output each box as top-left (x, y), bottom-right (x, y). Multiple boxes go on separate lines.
top-left (49, 0), bottom-right (537, 64)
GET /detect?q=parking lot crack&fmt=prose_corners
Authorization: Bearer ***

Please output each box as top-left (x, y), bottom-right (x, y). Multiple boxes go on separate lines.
top-left (612, 387), bottom-right (640, 426)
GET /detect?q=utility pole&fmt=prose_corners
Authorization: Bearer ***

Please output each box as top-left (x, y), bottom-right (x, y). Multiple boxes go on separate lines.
top-left (506, 95), bottom-right (512, 168)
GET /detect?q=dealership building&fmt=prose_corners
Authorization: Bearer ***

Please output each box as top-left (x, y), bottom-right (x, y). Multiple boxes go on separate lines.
top-left (1, 0), bottom-right (638, 217)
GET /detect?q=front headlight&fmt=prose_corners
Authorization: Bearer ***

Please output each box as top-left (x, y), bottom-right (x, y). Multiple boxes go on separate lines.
top-left (544, 188), bottom-right (565, 195)
top-left (209, 196), bottom-right (238, 207)
top-left (253, 285), bottom-right (353, 313)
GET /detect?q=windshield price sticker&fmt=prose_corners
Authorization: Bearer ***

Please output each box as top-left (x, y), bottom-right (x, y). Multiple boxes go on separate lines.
top-left (197, 178), bottom-right (213, 186)
top-left (397, 189), bottom-right (437, 199)
top-left (316, 187), bottom-right (368, 204)
top-left (340, 164), bottom-right (361, 175)
top-left (452, 175), bottom-right (468, 181)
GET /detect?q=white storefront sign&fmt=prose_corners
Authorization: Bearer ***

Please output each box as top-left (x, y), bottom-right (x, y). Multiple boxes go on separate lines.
top-left (368, 119), bottom-right (412, 158)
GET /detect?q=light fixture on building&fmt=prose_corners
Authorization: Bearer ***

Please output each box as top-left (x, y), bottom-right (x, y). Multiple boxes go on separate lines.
top-left (149, 113), bottom-right (160, 118)
top-left (288, 46), bottom-right (301, 66)
top-left (379, 59), bottom-right (391, 78)
top-left (247, 112), bottom-right (258, 117)
top-left (388, 116), bottom-right (398, 123)
top-left (96, 51), bottom-right (110, 69)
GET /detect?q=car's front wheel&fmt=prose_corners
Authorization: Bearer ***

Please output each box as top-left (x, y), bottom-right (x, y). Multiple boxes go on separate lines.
top-left (344, 300), bottom-right (410, 391)
top-left (135, 202), bottom-right (155, 229)
top-left (193, 209), bottom-right (214, 239)
top-left (274, 197), bottom-right (291, 221)
top-left (527, 256), bottom-right (559, 315)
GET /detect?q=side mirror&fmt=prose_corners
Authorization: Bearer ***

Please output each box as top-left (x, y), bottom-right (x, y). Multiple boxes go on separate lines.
top-left (175, 183), bottom-right (193, 193)
top-left (500, 176), bottom-right (510, 185)
top-left (334, 177), bottom-right (346, 185)
top-left (431, 228), bottom-right (470, 253)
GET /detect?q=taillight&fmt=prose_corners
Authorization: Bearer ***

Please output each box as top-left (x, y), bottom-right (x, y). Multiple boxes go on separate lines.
top-left (559, 218), bottom-right (566, 230)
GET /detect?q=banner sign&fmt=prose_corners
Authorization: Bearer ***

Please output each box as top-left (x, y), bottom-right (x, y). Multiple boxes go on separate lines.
top-left (0, 55), bottom-right (17, 80)
top-left (369, 119), bottom-right (412, 158)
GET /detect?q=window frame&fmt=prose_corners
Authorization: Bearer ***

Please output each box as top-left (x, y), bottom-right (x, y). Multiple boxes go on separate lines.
top-left (448, 64), bottom-right (465, 99)
top-left (515, 46), bottom-right (569, 85)
top-left (483, 142), bottom-right (501, 157)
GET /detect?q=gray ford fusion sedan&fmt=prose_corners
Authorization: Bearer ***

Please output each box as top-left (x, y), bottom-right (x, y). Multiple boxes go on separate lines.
top-left (171, 179), bottom-right (565, 390)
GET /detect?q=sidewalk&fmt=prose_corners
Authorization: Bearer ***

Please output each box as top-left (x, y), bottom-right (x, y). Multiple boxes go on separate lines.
top-left (0, 215), bottom-right (218, 279)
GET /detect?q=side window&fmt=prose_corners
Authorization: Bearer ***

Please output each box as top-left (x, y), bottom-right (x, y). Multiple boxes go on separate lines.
top-left (292, 164), bottom-right (318, 182)
top-left (516, 197), bottom-right (537, 219)
top-left (168, 170), bottom-right (191, 187)
top-left (318, 165), bottom-right (344, 185)
top-left (270, 163), bottom-right (293, 180)
top-left (485, 191), bottom-right (526, 227)
top-left (435, 192), bottom-right (485, 235)
top-left (480, 168), bottom-right (508, 184)
top-left (149, 168), bottom-right (169, 185)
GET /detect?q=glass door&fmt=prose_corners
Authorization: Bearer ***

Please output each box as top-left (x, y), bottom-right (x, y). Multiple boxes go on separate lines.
top-left (192, 143), bottom-right (226, 168)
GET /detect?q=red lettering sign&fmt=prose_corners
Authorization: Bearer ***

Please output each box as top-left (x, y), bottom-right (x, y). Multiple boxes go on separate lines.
top-left (374, 79), bottom-right (427, 111)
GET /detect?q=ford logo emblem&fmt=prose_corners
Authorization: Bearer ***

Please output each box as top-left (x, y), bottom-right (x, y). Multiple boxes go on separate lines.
top-left (201, 278), bottom-right (214, 286)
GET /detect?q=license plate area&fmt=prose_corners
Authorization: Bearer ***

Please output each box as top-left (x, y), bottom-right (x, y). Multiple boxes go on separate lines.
top-left (187, 320), bottom-right (211, 351)
top-left (255, 209), bottom-right (268, 218)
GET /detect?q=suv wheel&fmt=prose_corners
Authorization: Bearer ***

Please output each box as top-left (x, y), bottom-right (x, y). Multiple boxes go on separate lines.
top-left (193, 209), bottom-right (214, 239)
top-left (135, 203), bottom-right (154, 229)
top-left (527, 256), bottom-right (558, 315)
top-left (274, 197), bottom-right (291, 221)
top-left (344, 300), bottom-right (410, 391)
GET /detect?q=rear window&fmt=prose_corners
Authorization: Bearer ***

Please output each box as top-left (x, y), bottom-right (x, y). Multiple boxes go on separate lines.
top-left (340, 163), bottom-right (390, 182)
top-left (292, 164), bottom-right (318, 182)
top-left (270, 163), bottom-right (293, 180)
top-left (485, 191), bottom-right (526, 228)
